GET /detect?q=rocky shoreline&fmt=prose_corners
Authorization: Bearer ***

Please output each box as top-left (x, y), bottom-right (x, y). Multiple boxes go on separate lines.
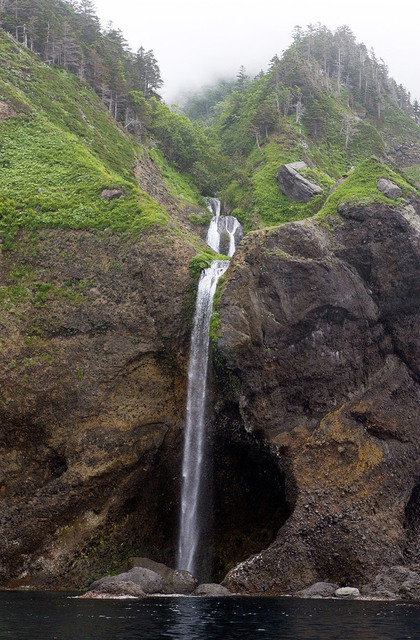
top-left (74, 559), bottom-right (420, 602)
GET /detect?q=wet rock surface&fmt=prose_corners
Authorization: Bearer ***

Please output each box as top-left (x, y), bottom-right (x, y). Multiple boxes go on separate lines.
top-left (217, 196), bottom-right (420, 595)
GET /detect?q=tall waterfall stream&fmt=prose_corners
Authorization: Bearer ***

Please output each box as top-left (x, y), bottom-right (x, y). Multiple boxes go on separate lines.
top-left (177, 199), bottom-right (242, 577)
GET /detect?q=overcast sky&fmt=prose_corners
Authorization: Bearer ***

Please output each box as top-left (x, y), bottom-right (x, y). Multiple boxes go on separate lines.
top-left (93, 0), bottom-right (419, 104)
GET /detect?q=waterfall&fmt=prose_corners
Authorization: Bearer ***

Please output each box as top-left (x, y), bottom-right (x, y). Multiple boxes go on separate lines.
top-left (206, 199), bottom-right (243, 257)
top-left (226, 216), bottom-right (241, 258)
top-left (206, 198), bottom-right (221, 253)
top-left (176, 260), bottom-right (229, 576)
top-left (177, 199), bottom-right (242, 577)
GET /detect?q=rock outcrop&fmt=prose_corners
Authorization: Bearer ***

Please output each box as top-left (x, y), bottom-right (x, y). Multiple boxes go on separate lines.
top-left (0, 100), bottom-right (15, 120)
top-left (216, 195), bottom-right (420, 594)
top-left (87, 567), bottom-right (163, 596)
top-left (377, 178), bottom-right (403, 199)
top-left (193, 583), bottom-right (232, 596)
top-left (276, 162), bottom-right (323, 202)
top-left (100, 187), bottom-right (125, 200)
top-left (296, 582), bottom-right (338, 598)
top-left (82, 561), bottom-right (231, 598)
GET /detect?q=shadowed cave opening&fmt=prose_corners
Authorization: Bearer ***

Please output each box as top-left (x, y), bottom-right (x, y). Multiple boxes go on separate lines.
top-left (208, 406), bottom-right (295, 582)
top-left (404, 479), bottom-right (420, 563)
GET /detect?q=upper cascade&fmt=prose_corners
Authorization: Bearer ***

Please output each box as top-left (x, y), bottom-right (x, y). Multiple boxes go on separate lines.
top-left (206, 198), bottom-right (243, 257)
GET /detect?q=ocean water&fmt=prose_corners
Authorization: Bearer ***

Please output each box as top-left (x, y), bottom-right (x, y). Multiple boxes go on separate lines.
top-left (0, 592), bottom-right (419, 639)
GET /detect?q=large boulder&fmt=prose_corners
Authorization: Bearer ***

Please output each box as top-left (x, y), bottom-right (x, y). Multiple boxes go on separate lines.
top-left (131, 557), bottom-right (197, 594)
top-left (334, 587), bottom-right (360, 598)
top-left (377, 178), bottom-right (403, 199)
top-left (296, 582), bottom-right (338, 598)
top-left (82, 580), bottom-right (146, 598)
top-left (100, 187), bottom-right (125, 200)
top-left (276, 161), bottom-right (323, 202)
top-left (88, 567), bottom-right (163, 595)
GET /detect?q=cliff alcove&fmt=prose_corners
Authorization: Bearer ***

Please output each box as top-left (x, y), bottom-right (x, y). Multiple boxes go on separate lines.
top-left (211, 407), bottom-right (294, 582)
top-left (404, 480), bottom-right (420, 564)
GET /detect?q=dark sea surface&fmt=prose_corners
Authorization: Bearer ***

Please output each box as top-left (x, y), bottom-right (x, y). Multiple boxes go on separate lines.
top-left (0, 592), bottom-right (419, 639)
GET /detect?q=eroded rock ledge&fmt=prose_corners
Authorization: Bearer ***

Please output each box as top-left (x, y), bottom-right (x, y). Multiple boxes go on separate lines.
top-left (216, 196), bottom-right (420, 594)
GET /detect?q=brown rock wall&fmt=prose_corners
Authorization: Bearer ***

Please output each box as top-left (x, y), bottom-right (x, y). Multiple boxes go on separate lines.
top-left (0, 227), bottom-right (195, 586)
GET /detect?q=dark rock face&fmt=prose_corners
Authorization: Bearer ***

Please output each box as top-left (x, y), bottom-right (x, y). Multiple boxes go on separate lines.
top-left (216, 196), bottom-right (420, 594)
top-left (0, 227), bottom-right (196, 587)
top-left (276, 162), bottom-right (323, 202)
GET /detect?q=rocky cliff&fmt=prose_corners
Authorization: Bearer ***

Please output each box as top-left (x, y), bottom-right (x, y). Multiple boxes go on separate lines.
top-left (0, 224), bottom-right (198, 587)
top-left (216, 191), bottom-right (420, 593)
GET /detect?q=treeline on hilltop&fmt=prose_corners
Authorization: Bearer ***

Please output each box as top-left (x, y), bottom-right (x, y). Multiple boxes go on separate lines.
top-left (181, 24), bottom-right (420, 230)
top-left (0, 0), bottom-right (162, 119)
top-left (185, 24), bottom-right (419, 158)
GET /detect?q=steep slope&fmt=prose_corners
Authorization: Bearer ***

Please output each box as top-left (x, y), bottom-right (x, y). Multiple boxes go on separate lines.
top-left (3, 17), bottom-right (420, 592)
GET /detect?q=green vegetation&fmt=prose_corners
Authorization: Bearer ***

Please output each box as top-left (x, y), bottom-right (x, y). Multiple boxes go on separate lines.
top-left (0, 29), bottom-right (207, 247)
top-left (189, 250), bottom-right (228, 278)
top-left (0, 113), bottom-right (169, 245)
top-left (2, 15), bottom-right (420, 260)
top-left (318, 158), bottom-right (415, 218)
top-left (181, 24), bottom-right (420, 232)
top-left (0, 272), bottom-right (90, 310)
top-left (149, 149), bottom-right (204, 205)
top-left (404, 165), bottom-right (420, 186)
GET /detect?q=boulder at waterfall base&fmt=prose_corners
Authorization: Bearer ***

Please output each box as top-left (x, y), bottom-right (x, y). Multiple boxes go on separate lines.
top-left (87, 567), bottom-right (163, 595)
top-left (131, 557), bottom-right (197, 594)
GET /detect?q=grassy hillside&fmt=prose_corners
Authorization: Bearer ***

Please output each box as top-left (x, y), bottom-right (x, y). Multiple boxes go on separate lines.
top-left (0, 30), bottom-right (203, 248)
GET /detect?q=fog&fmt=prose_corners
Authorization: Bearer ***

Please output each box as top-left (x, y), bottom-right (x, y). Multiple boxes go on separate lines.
top-left (93, 0), bottom-right (420, 104)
